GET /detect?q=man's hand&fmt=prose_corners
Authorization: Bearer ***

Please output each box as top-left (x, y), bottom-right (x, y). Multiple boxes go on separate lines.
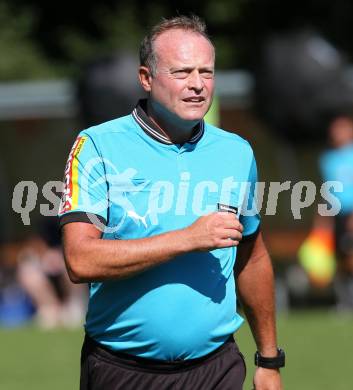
top-left (253, 367), bottom-right (283, 390)
top-left (184, 212), bottom-right (243, 251)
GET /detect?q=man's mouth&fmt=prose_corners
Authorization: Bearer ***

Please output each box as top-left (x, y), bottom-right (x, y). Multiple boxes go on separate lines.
top-left (182, 97), bottom-right (205, 103)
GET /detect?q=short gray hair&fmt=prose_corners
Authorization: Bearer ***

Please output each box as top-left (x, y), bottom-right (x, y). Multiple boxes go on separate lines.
top-left (139, 15), bottom-right (213, 76)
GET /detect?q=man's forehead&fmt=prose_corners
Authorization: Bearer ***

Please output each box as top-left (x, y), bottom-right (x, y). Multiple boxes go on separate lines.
top-left (153, 29), bottom-right (214, 63)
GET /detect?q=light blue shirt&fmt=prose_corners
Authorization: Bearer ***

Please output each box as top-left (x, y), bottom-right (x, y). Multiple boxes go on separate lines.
top-left (320, 143), bottom-right (353, 214)
top-left (59, 106), bottom-right (260, 360)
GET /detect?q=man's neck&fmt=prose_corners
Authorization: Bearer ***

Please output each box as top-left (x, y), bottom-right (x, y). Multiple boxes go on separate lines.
top-left (147, 99), bottom-right (200, 145)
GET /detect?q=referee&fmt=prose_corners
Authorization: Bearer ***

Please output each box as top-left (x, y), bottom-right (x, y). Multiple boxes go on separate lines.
top-left (59, 15), bottom-right (284, 390)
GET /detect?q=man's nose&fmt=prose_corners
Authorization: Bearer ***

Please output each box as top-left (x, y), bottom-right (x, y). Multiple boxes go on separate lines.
top-left (187, 71), bottom-right (204, 92)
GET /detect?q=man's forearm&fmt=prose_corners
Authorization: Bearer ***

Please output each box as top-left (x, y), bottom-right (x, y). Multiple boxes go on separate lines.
top-left (63, 226), bottom-right (193, 283)
top-left (236, 233), bottom-right (278, 356)
top-left (63, 212), bottom-right (243, 283)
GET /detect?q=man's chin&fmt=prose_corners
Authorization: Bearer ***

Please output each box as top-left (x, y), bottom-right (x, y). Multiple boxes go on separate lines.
top-left (177, 109), bottom-right (208, 122)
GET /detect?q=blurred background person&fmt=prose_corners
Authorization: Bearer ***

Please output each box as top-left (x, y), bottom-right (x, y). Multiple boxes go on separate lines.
top-left (0, 242), bottom-right (34, 327)
top-left (17, 217), bottom-right (87, 328)
top-left (319, 114), bottom-right (353, 310)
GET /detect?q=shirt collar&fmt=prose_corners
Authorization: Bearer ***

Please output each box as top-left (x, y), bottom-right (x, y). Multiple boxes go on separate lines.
top-left (132, 99), bottom-right (204, 145)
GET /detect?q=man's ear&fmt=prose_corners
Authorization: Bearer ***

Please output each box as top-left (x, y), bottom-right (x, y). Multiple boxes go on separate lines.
top-left (139, 66), bottom-right (152, 92)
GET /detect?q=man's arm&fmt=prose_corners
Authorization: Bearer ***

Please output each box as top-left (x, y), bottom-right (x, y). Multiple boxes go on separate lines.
top-left (235, 231), bottom-right (283, 390)
top-left (62, 212), bottom-right (243, 283)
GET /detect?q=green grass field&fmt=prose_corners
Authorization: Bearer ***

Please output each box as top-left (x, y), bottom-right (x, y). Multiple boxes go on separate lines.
top-left (0, 310), bottom-right (352, 390)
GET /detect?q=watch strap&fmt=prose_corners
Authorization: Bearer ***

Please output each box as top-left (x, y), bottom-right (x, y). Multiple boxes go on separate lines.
top-left (254, 348), bottom-right (285, 369)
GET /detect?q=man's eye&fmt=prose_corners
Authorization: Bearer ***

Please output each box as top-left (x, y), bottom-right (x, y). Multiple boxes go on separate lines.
top-left (173, 71), bottom-right (188, 78)
top-left (201, 71), bottom-right (214, 79)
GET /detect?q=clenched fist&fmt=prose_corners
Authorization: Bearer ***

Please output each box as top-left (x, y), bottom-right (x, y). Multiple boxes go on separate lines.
top-left (184, 212), bottom-right (243, 251)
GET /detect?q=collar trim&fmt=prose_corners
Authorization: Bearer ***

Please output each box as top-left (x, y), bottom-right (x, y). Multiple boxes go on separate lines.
top-left (132, 101), bottom-right (204, 145)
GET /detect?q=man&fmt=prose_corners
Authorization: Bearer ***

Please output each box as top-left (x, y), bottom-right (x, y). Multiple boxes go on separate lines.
top-left (59, 15), bottom-right (284, 390)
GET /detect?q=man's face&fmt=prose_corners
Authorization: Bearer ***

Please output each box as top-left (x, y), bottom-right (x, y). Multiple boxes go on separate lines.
top-left (141, 29), bottom-right (215, 122)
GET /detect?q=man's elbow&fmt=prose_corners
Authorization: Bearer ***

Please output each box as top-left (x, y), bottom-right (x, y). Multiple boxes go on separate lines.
top-left (67, 267), bottom-right (85, 284)
top-left (64, 252), bottom-right (89, 284)
top-left (62, 222), bottom-right (103, 283)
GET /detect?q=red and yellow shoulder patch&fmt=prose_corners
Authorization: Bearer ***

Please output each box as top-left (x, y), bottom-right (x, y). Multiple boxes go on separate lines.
top-left (59, 136), bottom-right (87, 214)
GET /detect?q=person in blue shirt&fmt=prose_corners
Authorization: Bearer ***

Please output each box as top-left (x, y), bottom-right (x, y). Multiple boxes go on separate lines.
top-left (59, 15), bottom-right (284, 390)
top-left (320, 115), bottom-right (353, 310)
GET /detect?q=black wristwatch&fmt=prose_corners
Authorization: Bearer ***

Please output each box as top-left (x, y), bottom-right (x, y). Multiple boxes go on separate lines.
top-left (254, 348), bottom-right (285, 369)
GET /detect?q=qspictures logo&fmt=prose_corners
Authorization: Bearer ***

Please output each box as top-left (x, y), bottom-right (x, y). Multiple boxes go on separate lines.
top-left (11, 155), bottom-right (344, 232)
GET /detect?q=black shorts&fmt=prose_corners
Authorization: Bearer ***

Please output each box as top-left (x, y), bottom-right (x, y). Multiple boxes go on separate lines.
top-left (80, 335), bottom-right (246, 390)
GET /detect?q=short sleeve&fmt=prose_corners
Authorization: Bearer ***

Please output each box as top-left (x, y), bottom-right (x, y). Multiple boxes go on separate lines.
top-left (239, 154), bottom-right (261, 239)
top-left (58, 132), bottom-right (108, 226)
